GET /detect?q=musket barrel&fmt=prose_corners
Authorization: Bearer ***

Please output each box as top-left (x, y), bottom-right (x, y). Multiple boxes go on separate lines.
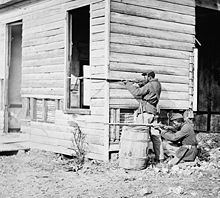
top-left (67, 76), bottom-right (137, 82)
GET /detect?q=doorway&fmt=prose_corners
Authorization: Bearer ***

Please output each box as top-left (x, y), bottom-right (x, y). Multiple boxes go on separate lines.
top-left (196, 7), bottom-right (220, 132)
top-left (66, 5), bottom-right (90, 109)
top-left (6, 21), bottom-right (22, 132)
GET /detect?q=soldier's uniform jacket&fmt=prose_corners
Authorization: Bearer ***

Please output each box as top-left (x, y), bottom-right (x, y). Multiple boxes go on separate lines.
top-left (161, 120), bottom-right (198, 161)
top-left (125, 78), bottom-right (161, 115)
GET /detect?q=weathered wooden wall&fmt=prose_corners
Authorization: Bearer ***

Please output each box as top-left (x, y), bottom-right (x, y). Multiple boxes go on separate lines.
top-left (109, 0), bottom-right (196, 110)
top-left (0, 0), bottom-right (108, 160)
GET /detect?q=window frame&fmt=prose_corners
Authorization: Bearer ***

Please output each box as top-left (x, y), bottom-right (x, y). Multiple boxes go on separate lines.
top-left (64, 6), bottom-right (91, 115)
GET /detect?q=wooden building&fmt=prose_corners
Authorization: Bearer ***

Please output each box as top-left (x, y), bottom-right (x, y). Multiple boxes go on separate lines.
top-left (0, 0), bottom-right (219, 161)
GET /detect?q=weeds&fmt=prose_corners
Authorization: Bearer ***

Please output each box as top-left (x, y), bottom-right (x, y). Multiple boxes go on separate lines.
top-left (66, 121), bottom-right (87, 171)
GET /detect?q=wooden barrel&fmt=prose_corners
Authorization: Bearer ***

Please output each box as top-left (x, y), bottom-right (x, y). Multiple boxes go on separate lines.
top-left (119, 126), bottom-right (150, 170)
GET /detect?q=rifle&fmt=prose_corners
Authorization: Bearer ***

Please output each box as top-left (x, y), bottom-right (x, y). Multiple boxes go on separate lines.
top-left (108, 122), bottom-right (175, 131)
top-left (67, 76), bottom-right (148, 85)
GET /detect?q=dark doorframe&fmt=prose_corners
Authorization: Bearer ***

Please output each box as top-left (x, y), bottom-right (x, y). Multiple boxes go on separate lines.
top-left (195, 7), bottom-right (220, 133)
top-left (5, 21), bottom-right (22, 132)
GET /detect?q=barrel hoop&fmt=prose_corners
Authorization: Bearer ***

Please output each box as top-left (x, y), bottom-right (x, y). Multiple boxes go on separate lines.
top-left (123, 130), bottom-right (149, 134)
top-left (120, 156), bottom-right (147, 160)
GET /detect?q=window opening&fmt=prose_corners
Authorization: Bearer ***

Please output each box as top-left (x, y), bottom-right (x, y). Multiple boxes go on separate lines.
top-left (67, 6), bottom-right (90, 109)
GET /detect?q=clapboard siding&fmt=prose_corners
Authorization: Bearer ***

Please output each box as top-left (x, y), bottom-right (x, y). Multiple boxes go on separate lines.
top-left (111, 1), bottom-right (195, 25)
top-left (112, 0), bottom-right (195, 16)
top-left (109, 0), bottom-right (195, 109)
top-left (90, 0), bottom-right (106, 117)
top-left (0, 0), bottom-right (107, 160)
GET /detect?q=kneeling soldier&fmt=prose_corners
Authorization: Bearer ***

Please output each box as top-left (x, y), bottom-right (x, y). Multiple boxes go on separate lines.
top-left (160, 113), bottom-right (198, 167)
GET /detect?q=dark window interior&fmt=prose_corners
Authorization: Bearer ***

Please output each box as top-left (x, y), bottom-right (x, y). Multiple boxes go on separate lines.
top-left (68, 6), bottom-right (90, 109)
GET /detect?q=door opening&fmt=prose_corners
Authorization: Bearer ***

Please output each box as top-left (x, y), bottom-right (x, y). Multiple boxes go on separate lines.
top-left (195, 7), bottom-right (220, 132)
top-left (66, 6), bottom-right (90, 110)
top-left (7, 21), bottom-right (22, 132)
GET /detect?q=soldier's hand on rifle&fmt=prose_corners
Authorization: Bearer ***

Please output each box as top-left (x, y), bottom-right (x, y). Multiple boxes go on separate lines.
top-left (121, 79), bottom-right (128, 85)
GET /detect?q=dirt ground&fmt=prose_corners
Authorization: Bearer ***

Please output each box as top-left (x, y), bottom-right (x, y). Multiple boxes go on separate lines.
top-left (0, 149), bottom-right (219, 198)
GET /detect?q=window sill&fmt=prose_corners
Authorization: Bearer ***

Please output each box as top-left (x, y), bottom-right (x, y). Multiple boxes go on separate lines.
top-left (64, 108), bottom-right (91, 115)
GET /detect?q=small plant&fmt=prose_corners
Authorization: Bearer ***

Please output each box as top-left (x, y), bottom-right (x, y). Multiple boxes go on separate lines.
top-left (68, 121), bottom-right (87, 170)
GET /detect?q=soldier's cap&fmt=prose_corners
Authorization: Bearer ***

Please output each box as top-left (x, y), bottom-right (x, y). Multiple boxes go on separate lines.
top-left (183, 109), bottom-right (194, 119)
top-left (170, 113), bottom-right (183, 121)
top-left (141, 71), bottom-right (155, 77)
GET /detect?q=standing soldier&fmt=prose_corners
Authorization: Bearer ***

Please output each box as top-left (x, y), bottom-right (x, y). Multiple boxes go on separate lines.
top-left (123, 71), bottom-right (164, 165)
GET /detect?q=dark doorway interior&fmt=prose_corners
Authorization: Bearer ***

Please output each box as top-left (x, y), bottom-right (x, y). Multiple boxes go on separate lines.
top-left (8, 22), bottom-right (22, 132)
top-left (68, 6), bottom-right (90, 109)
top-left (196, 7), bottom-right (220, 132)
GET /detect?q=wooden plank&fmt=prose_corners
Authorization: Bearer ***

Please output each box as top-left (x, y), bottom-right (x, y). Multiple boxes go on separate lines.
top-left (23, 7), bottom-right (62, 20)
top-left (91, 17), bottom-right (105, 26)
top-left (30, 98), bottom-right (36, 120)
top-left (90, 57), bottom-right (105, 66)
top-left (111, 1), bottom-right (195, 25)
top-left (109, 71), bottom-right (189, 84)
top-left (91, 24), bottom-right (105, 33)
top-left (22, 72), bottom-right (64, 80)
top-left (87, 143), bottom-right (105, 155)
top-left (23, 13), bottom-right (65, 29)
top-left (21, 88), bottom-right (64, 96)
top-left (90, 98), bottom-right (105, 107)
top-left (161, 0), bottom-right (195, 7)
top-left (110, 89), bottom-right (189, 100)
top-left (111, 12), bottom-right (194, 35)
top-left (110, 99), bottom-right (190, 109)
top-left (91, 7), bottom-right (105, 18)
top-left (91, 32), bottom-right (105, 41)
top-left (89, 115), bottom-right (105, 123)
top-left (23, 50), bottom-right (64, 61)
top-left (193, 48), bottom-right (198, 111)
top-left (115, 108), bottom-right (120, 141)
top-left (86, 152), bottom-right (105, 161)
top-left (23, 57), bottom-right (64, 67)
top-left (109, 62), bottom-right (189, 76)
top-left (110, 82), bottom-right (189, 92)
top-left (22, 34), bottom-right (65, 48)
top-left (90, 65), bottom-right (105, 75)
top-left (21, 94), bottom-right (63, 99)
top-left (111, 33), bottom-right (194, 52)
top-left (23, 21), bottom-right (64, 36)
top-left (90, 107), bottom-right (105, 116)
top-left (22, 65), bottom-right (64, 74)
top-left (103, 0), bottom-right (111, 161)
top-left (28, 142), bottom-right (74, 156)
top-left (0, 133), bottom-right (29, 144)
top-left (23, 28), bottom-right (64, 41)
top-left (109, 108), bottom-right (116, 142)
top-left (111, 23), bottom-right (194, 44)
top-left (112, 0), bottom-right (195, 16)
top-left (110, 43), bottom-right (190, 60)
top-left (42, 99), bottom-right (47, 121)
top-left (22, 97), bottom-right (30, 119)
top-left (91, 40), bottom-right (105, 50)
top-left (90, 49), bottom-right (105, 58)
top-left (29, 127), bottom-right (73, 141)
top-left (110, 52), bottom-right (189, 68)
top-left (22, 80), bottom-right (64, 88)
top-left (23, 41), bottom-right (64, 54)
top-left (0, 143), bottom-right (30, 152)
top-left (29, 133), bottom-right (74, 148)
top-left (91, 0), bottom-right (105, 11)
